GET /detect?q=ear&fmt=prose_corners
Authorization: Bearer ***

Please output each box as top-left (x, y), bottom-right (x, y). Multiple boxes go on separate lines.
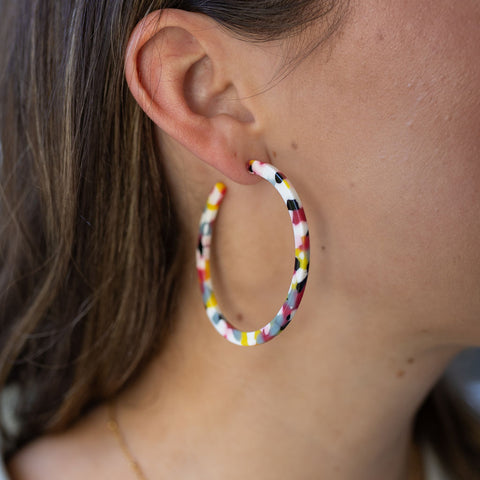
top-left (125, 9), bottom-right (268, 183)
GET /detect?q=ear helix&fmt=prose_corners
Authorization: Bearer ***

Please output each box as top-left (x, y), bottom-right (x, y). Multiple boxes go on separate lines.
top-left (196, 160), bottom-right (310, 346)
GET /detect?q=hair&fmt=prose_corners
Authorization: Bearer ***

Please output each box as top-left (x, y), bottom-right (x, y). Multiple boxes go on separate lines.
top-left (0, 1), bottom-right (478, 478)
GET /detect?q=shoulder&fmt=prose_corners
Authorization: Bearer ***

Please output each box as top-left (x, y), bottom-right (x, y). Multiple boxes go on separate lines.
top-left (7, 406), bottom-right (122, 480)
top-left (8, 435), bottom-right (80, 480)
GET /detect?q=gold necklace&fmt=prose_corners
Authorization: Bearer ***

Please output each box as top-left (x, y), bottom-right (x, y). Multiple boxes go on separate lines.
top-left (107, 402), bottom-right (426, 480)
top-left (409, 440), bottom-right (427, 480)
top-left (107, 403), bottom-right (148, 480)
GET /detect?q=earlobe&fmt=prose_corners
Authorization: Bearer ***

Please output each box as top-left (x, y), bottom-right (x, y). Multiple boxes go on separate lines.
top-left (124, 9), bottom-right (265, 183)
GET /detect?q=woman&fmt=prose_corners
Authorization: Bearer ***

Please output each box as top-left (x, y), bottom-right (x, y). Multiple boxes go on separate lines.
top-left (1, 0), bottom-right (479, 478)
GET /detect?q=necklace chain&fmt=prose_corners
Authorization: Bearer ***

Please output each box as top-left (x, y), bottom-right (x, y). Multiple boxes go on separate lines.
top-left (107, 403), bottom-right (148, 480)
top-left (107, 403), bottom-right (425, 480)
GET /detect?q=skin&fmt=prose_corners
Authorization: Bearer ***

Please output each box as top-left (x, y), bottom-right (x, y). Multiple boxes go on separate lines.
top-left (9, 1), bottom-right (480, 479)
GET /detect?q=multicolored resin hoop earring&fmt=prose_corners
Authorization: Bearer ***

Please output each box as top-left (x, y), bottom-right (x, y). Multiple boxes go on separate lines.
top-left (196, 160), bottom-right (310, 346)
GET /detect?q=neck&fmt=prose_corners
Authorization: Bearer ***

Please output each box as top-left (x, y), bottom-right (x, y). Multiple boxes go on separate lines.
top-left (113, 273), bottom-right (457, 480)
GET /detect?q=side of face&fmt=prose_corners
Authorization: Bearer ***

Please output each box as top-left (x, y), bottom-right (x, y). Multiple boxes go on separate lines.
top-left (258, 0), bottom-right (480, 343)
top-left (124, 1), bottom-right (480, 345)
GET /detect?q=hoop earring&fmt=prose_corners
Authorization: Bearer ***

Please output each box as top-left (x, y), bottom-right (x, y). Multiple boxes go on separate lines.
top-left (196, 160), bottom-right (310, 346)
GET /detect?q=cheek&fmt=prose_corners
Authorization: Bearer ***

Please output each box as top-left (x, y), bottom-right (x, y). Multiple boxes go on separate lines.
top-left (265, 0), bottom-right (480, 337)
top-left (328, 0), bottom-right (480, 273)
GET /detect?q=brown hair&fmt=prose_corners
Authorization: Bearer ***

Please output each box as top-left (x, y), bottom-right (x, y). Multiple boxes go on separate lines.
top-left (0, 1), bottom-right (479, 479)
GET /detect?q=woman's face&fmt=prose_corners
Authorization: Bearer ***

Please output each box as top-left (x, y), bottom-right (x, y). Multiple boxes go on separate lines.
top-left (257, 0), bottom-right (480, 343)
